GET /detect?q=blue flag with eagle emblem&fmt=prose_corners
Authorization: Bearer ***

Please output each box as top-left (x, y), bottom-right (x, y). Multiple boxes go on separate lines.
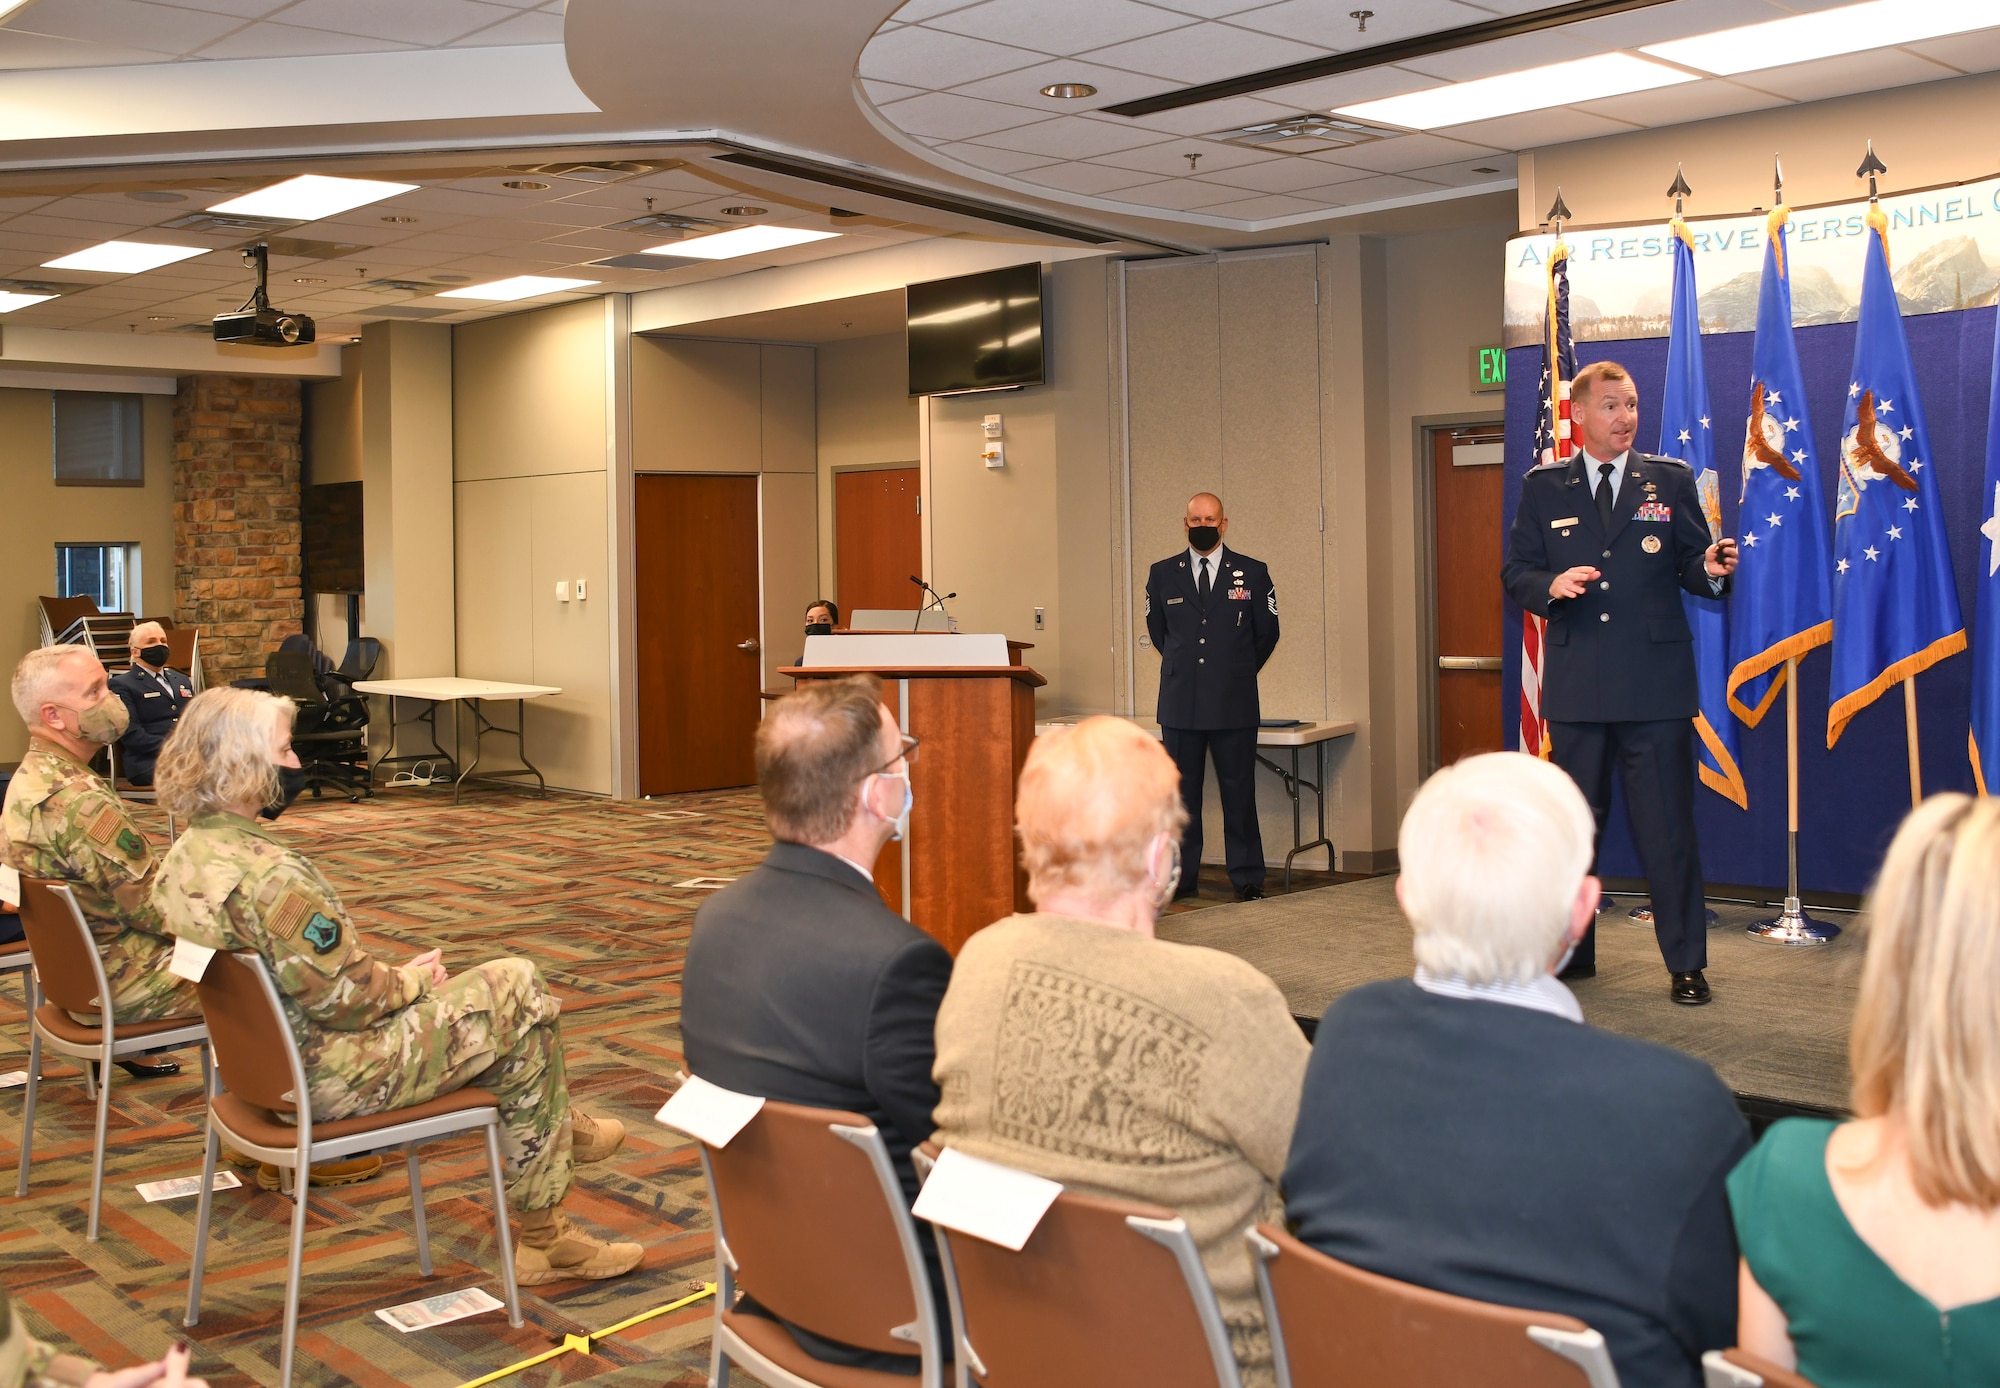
top-left (1970, 298), bottom-right (2000, 793)
top-left (1659, 219), bottom-right (1744, 807)
top-left (1827, 206), bottom-right (1964, 750)
top-left (1725, 205), bottom-right (1834, 729)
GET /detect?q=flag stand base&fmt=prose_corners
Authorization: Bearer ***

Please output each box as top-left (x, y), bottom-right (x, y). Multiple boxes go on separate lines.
top-left (1748, 896), bottom-right (1839, 944)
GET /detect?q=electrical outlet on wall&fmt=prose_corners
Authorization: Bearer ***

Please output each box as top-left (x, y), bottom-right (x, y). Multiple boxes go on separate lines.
top-left (575, 578), bottom-right (588, 601)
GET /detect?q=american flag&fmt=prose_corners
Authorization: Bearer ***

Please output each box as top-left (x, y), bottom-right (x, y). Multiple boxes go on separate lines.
top-left (1522, 238), bottom-right (1576, 758)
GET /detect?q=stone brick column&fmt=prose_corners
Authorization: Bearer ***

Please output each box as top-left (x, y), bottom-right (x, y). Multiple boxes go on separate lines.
top-left (172, 375), bottom-right (304, 686)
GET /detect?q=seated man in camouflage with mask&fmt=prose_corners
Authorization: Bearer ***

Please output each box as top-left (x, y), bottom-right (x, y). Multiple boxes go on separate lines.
top-left (3, 645), bottom-right (196, 1080)
top-left (151, 687), bottom-right (644, 1285)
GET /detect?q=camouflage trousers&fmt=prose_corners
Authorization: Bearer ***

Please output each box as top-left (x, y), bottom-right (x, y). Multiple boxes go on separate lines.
top-left (64, 929), bottom-right (199, 1026)
top-left (302, 958), bottom-right (573, 1212)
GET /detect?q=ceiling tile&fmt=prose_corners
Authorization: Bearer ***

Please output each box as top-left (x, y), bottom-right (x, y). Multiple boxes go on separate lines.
top-left (264, 0), bottom-right (514, 46)
top-left (879, 90), bottom-right (1049, 140)
top-left (1133, 0), bottom-right (1290, 18)
top-left (1229, 0), bottom-right (1493, 49)
top-left (970, 112), bottom-right (1168, 158)
top-left (857, 25), bottom-right (1046, 88)
top-left (861, 77), bottom-right (927, 105)
top-left (946, 57), bottom-right (1177, 109)
top-left (8, 0), bottom-right (241, 55)
top-left (930, 140), bottom-right (1062, 173)
top-left (1090, 138), bottom-right (1278, 175)
top-left (154, 0), bottom-right (299, 16)
top-left (1450, 106), bottom-right (1638, 149)
top-left (925, 0), bottom-right (1193, 54)
top-left (1296, 171), bottom-right (1451, 205)
top-left (1561, 0), bottom-right (1795, 48)
top-left (1101, 177), bottom-right (1247, 211)
top-left (0, 28), bottom-right (168, 67)
top-left (1255, 65), bottom-right (1447, 111)
top-left (447, 7), bottom-right (565, 44)
top-left (1017, 160), bottom-right (1167, 194)
top-left (1903, 28), bottom-right (2000, 76)
top-left (191, 20), bottom-right (417, 57)
top-left (1311, 130), bottom-right (1497, 174)
top-left (1393, 28), bottom-right (1612, 82)
top-left (1119, 93), bottom-right (1299, 136)
top-left (1571, 75), bottom-right (1786, 128)
top-left (1195, 191), bottom-right (1333, 218)
top-left (1700, 48), bottom-right (1954, 104)
top-left (1408, 154), bottom-right (1517, 187)
top-left (1190, 151), bottom-right (1375, 193)
top-left (882, 0), bottom-right (986, 22)
top-left (1080, 20), bottom-right (1329, 83)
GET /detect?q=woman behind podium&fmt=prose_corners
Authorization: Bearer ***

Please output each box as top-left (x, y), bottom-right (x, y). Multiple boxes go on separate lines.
top-left (928, 715), bottom-right (1309, 1388)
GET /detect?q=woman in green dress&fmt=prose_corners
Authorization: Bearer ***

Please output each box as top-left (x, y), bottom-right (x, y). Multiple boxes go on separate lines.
top-left (1728, 794), bottom-right (2000, 1386)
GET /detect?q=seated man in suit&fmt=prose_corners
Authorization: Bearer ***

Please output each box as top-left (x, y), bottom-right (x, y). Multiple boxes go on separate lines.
top-left (1283, 752), bottom-right (1748, 1388)
top-left (681, 674), bottom-right (951, 1372)
top-left (109, 621), bottom-right (194, 787)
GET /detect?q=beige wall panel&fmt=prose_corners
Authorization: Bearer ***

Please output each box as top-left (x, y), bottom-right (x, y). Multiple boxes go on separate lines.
top-left (453, 299), bottom-right (606, 480)
top-left (759, 344), bottom-right (816, 474)
top-left (1049, 256), bottom-right (1116, 717)
top-left (1219, 249), bottom-right (1324, 727)
top-left (527, 470), bottom-right (612, 794)
top-left (362, 320), bottom-right (456, 681)
top-left (308, 353), bottom-right (362, 485)
top-left (453, 478), bottom-right (535, 687)
top-left (631, 336), bottom-right (759, 473)
top-left (1124, 257), bottom-right (1221, 722)
top-left (759, 471), bottom-right (819, 685)
top-left (817, 331), bottom-right (918, 594)
top-left (0, 388), bottom-right (176, 762)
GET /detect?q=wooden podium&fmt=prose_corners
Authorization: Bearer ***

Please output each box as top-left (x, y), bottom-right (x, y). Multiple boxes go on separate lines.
top-left (780, 633), bottom-right (1043, 955)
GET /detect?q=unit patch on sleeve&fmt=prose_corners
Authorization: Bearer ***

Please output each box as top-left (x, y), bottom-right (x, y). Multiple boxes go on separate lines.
top-left (301, 913), bottom-right (342, 954)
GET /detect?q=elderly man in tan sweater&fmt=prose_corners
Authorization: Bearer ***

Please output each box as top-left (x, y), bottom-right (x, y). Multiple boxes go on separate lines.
top-left (930, 716), bottom-right (1308, 1387)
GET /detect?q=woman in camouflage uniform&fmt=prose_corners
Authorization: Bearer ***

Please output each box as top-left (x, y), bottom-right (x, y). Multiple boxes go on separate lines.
top-left (0, 1285), bottom-right (208, 1388)
top-left (149, 687), bottom-right (643, 1286)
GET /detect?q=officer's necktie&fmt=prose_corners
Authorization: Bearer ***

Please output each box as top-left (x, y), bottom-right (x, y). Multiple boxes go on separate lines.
top-left (1595, 462), bottom-right (1616, 532)
top-left (1198, 557), bottom-right (1212, 603)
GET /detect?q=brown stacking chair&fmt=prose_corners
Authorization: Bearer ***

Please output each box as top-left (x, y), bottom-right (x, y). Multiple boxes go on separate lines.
top-left (184, 950), bottom-right (521, 1388)
top-left (1704, 1349), bottom-right (1819, 1388)
top-left (913, 1144), bottom-right (1241, 1388)
top-left (1247, 1224), bottom-right (1622, 1388)
top-left (13, 876), bottom-right (209, 1240)
top-left (696, 1096), bottom-right (947, 1388)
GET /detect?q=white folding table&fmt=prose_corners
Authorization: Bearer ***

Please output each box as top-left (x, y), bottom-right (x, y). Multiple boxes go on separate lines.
top-left (351, 677), bottom-right (562, 805)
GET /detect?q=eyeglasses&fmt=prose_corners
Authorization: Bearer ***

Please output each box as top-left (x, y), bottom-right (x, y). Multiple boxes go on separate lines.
top-left (870, 735), bottom-right (919, 776)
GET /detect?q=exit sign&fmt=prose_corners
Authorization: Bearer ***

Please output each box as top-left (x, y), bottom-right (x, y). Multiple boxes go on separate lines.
top-left (1470, 345), bottom-right (1507, 394)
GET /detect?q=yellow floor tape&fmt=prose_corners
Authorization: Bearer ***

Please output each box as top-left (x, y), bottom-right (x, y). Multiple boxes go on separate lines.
top-left (453, 1282), bottom-right (718, 1388)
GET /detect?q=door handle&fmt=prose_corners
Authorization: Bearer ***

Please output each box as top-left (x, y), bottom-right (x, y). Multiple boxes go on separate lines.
top-left (737, 639), bottom-right (761, 653)
top-left (1438, 656), bottom-right (1502, 671)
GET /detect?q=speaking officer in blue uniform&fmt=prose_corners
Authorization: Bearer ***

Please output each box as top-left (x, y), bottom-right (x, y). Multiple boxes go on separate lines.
top-left (1503, 361), bottom-right (1737, 1006)
top-left (108, 621), bottom-right (194, 786)
top-left (1146, 492), bottom-right (1280, 902)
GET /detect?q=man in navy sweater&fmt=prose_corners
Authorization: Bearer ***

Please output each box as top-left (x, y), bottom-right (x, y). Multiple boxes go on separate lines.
top-left (1283, 752), bottom-right (1747, 1388)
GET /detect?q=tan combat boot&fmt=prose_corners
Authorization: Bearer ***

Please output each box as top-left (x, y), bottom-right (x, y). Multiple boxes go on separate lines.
top-left (514, 1206), bottom-right (644, 1285)
top-left (255, 1154), bottom-right (385, 1191)
top-left (571, 1109), bottom-right (625, 1164)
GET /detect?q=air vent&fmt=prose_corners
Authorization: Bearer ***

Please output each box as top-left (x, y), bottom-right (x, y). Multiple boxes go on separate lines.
top-left (361, 278), bottom-right (447, 296)
top-left (589, 253), bottom-right (701, 271)
top-left (159, 211), bottom-right (295, 234)
top-left (601, 212), bottom-right (719, 235)
top-left (250, 236), bottom-right (371, 260)
top-left (0, 278), bottom-right (65, 295)
top-left (523, 160), bottom-right (663, 183)
top-left (1209, 113), bottom-right (1401, 153)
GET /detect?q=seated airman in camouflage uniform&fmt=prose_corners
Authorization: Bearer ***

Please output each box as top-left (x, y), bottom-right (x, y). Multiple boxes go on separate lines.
top-left (3, 646), bottom-right (196, 1080)
top-left (150, 687), bottom-right (643, 1286)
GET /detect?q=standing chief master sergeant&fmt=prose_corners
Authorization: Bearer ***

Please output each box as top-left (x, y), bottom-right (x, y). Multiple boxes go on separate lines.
top-left (1146, 492), bottom-right (1279, 902)
top-left (1502, 361), bottom-right (1738, 1006)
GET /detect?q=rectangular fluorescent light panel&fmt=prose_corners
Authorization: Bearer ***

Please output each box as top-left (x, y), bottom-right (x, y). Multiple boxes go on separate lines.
top-left (649, 226), bottom-right (839, 260)
top-left (207, 174), bottom-right (418, 221)
top-left (1335, 52), bottom-right (1694, 130)
top-left (0, 291), bottom-right (54, 312)
top-left (436, 275), bottom-right (598, 302)
top-left (1643, 0), bottom-right (1999, 76)
top-left (43, 241), bottom-right (208, 273)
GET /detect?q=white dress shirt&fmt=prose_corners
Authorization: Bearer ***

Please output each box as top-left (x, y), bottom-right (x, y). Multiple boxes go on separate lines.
top-left (1413, 966), bottom-right (1583, 1023)
top-left (1187, 546), bottom-right (1226, 592)
top-left (1583, 447), bottom-right (1723, 593)
top-left (832, 852), bottom-right (874, 884)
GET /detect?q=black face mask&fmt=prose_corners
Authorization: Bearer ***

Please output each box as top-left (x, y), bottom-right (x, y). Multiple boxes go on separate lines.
top-left (258, 766), bottom-right (310, 822)
top-left (1187, 524), bottom-right (1221, 552)
top-left (805, 622), bottom-right (834, 637)
top-left (139, 645), bottom-right (170, 668)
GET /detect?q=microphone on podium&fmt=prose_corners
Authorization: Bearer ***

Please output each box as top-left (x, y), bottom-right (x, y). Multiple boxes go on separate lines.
top-left (909, 576), bottom-right (956, 630)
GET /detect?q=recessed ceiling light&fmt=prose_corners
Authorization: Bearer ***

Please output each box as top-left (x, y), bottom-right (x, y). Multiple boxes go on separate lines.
top-left (147, 315), bottom-right (173, 321)
top-left (652, 226), bottom-right (839, 260)
top-left (381, 215), bottom-right (418, 224)
top-left (42, 240), bottom-right (207, 273)
top-left (1334, 53), bottom-right (1693, 130)
top-left (502, 180), bottom-right (550, 191)
top-left (293, 276), bottom-right (328, 285)
top-left (1472, 166), bottom-right (1501, 173)
top-left (1040, 82), bottom-right (1097, 99)
top-left (436, 275), bottom-right (598, 302)
top-left (721, 205), bottom-right (767, 217)
top-left (0, 291), bottom-right (55, 312)
top-left (126, 190), bottom-right (188, 204)
top-left (208, 174), bottom-right (417, 222)
top-left (1642, 0), bottom-right (1998, 76)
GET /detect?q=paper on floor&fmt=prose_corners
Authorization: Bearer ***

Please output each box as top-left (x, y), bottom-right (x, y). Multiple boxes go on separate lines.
top-left (135, 1170), bottom-right (242, 1203)
top-left (912, 1147), bottom-right (1062, 1252)
top-left (0, 1071), bottom-right (25, 1089)
top-left (376, 1287), bottom-right (506, 1332)
top-left (655, 1073), bottom-right (763, 1148)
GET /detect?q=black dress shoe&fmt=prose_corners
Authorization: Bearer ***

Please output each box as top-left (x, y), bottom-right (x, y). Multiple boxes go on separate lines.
top-left (112, 1057), bottom-right (181, 1080)
top-left (1234, 885), bottom-right (1266, 902)
top-left (1670, 970), bottom-right (1712, 1005)
top-left (1171, 887), bottom-right (1201, 902)
top-left (1557, 960), bottom-right (1596, 981)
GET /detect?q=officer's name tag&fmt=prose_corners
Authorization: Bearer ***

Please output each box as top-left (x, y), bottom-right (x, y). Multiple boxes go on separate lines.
top-left (1551, 516), bottom-right (1579, 528)
top-left (168, 936), bottom-right (216, 983)
top-left (1166, 597), bottom-right (1184, 605)
top-left (1636, 502), bottom-right (1673, 522)
top-left (141, 691), bottom-right (160, 698)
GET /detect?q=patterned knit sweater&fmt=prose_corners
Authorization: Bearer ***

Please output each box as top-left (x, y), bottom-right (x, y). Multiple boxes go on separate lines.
top-left (930, 912), bottom-right (1310, 1387)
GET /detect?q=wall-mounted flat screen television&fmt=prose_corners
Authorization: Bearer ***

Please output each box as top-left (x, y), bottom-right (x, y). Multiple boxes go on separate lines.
top-left (906, 262), bottom-right (1044, 397)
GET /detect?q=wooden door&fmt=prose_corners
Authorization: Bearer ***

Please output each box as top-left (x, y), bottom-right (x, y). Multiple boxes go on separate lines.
top-left (1433, 426), bottom-right (1506, 766)
top-left (636, 474), bottom-right (761, 793)
top-left (835, 467), bottom-right (921, 615)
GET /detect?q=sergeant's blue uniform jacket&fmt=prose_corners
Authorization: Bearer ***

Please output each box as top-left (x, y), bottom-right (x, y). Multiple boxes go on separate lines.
top-left (1502, 452), bottom-right (1725, 724)
top-left (1145, 545), bottom-right (1279, 730)
top-left (110, 663), bottom-right (194, 783)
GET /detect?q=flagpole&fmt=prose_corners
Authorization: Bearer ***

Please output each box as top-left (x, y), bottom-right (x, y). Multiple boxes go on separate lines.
top-left (1905, 675), bottom-right (1923, 806)
top-left (1750, 655), bottom-right (1838, 943)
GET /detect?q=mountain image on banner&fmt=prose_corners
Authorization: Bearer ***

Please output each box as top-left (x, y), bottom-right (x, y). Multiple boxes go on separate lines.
top-left (1891, 235), bottom-right (2000, 313)
top-left (1699, 264), bottom-right (1850, 333)
top-left (1827, 206), bottom-right (1965, 748)
top-left (1727, 206), bottom-right (1834, 727)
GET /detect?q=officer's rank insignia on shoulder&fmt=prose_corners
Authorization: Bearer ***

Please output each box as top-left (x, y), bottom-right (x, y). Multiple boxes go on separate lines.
top-left (86, 803), bottom-right (125, 847)
top-left (1268, 588), bottom-right (1279, 616)
top-left (301, 912), bottom-right (341, 955)
top-left (267, 885), bottom-right (319, 940)
top-left (1528, 456), bottom-right (1567, 472)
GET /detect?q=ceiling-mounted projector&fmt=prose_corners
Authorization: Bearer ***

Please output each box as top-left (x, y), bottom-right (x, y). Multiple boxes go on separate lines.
top-left (214, 243), bottom-right (314, 346)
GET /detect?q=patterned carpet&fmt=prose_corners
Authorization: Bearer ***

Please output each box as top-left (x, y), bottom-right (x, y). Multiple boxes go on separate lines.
top-left (1, 784), bottom-right (1302, 1387)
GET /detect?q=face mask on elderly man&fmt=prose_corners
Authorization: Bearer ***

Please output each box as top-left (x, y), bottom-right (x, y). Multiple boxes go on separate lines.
top-left (61, 692), bottom-right (130, 744)
top-left (863, 769), bottom-right (913, 842)
top-left (138, 644), bottom-right (171, 668)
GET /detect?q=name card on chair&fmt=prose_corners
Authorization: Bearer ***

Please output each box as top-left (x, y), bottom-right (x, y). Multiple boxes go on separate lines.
top-left (0, 862), bottom-right (18, 907)
top-left (655, 1074), bottom-right (764, 1148)
top-left (168, 936), bottom-right (216, 983)
top-left (912, 1147), bottom-right (1063, 1252)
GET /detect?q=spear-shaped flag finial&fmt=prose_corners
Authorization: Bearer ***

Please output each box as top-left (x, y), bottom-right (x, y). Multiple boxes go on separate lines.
top-left (1773, 154), bottom-right (1784, 205)
top-left (1857, 141), bottom-right (1887, 200)
top-left (1667, 164), bottom-right (1691, 216)
top-left (1546, 186), bottom-right (1572, 230)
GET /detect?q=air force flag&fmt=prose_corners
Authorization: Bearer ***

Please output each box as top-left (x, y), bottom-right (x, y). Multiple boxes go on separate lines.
top-left (1659, 219), bottom-right (1744, 807)
top-left (1971, 297), bottom-right (2000, 793)
top-left (1827, 206), bottom-right (1965, 749)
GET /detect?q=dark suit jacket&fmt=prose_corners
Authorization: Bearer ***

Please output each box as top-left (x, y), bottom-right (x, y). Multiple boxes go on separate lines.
top-left (1284, 980), bottom-right (1748, 1388)
top-left (682, 839), bottom-right (952, 1203)
top-left (1501, 452), bottom-right (1725, 722)
top-left (109, 664), bottom-right (194, 785)
top-left (1144, 545), bottom-right (1279, 730)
